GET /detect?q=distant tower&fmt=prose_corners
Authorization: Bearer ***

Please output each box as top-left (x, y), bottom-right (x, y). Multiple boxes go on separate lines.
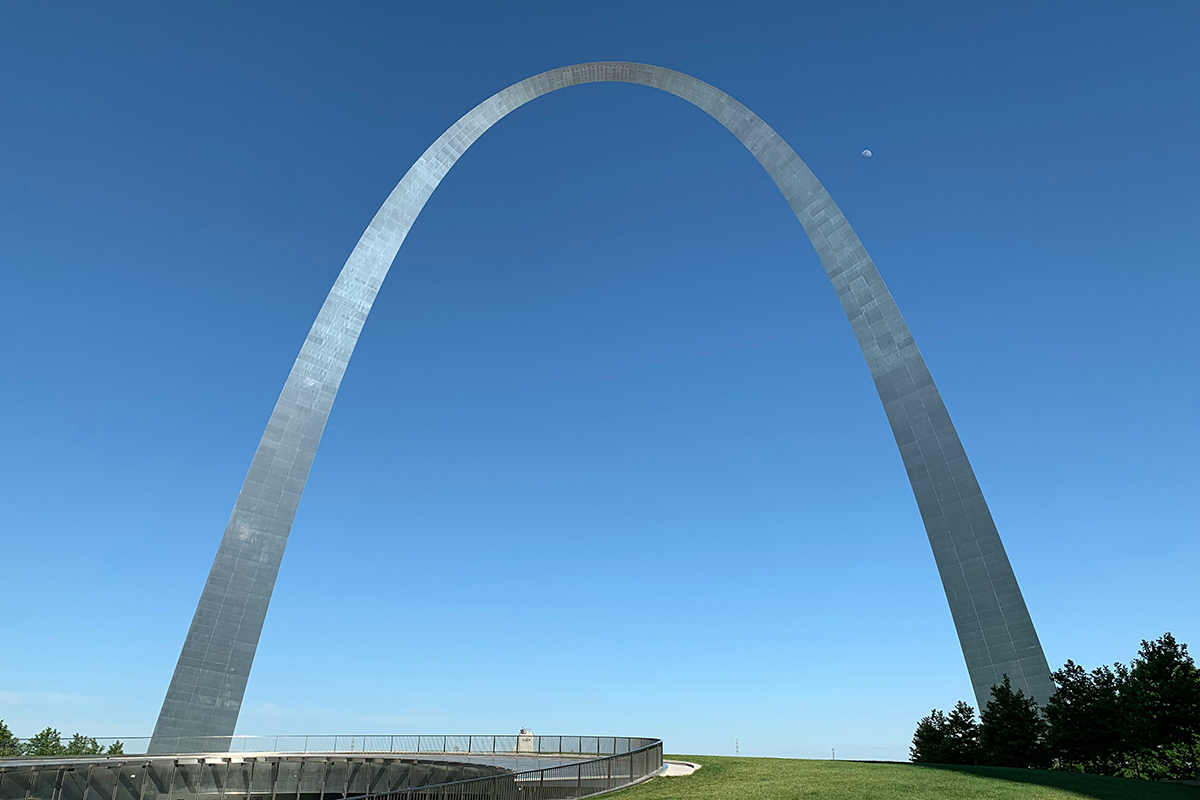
top-left (152, 62), bottom-right (1054, 752)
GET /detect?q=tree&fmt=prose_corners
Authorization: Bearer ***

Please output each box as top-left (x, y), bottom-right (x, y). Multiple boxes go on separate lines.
top-left (911, 702), bottom-right (981, 765)
top-left (22, 727), bottom-right (66, 757)
top-left (1045, 659), bottom-right (1089, 768)
top-left (1125, 633), bottom-right (1200, 780)
top-left (944, 701), bottom-right (982, 765)
top-left (64, 734), bottom-right (104, 756)
top-left (1046, 659), bottom-right (1128, 774)
top-left (0, 720), bottom-right (21, 757)
top-left (911, 708), bottom-right (952, 763)
top-left (980, 675), bottom-right (1049, 769)
top-left (0, 725), bottom-right (123, 760)
top-left (914, 633), bottom-right (1199, 780)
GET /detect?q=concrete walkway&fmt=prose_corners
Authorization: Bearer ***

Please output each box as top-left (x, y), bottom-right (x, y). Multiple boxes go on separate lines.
top-left (662, 760), bottom-right (701, 776)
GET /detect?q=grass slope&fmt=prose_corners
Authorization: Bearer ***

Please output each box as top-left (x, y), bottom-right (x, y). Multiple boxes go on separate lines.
top-left (611, 755), bottom-right (1199, 799)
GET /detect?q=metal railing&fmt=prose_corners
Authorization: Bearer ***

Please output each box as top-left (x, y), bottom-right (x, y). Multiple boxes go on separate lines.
top-left (10, 735), bottom-right (654, 758)
top-left (346, 738), bottom-right (664, 800)
top-left (1, 735), bottom-right (664, 800)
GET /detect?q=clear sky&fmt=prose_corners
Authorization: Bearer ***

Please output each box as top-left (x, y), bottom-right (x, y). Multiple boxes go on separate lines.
top-left (1, 1), bottom-right (1196, 762)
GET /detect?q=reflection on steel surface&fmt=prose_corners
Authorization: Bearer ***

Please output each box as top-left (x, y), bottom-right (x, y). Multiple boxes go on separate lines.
top-left (151, 62), bottom-right (1054, 750)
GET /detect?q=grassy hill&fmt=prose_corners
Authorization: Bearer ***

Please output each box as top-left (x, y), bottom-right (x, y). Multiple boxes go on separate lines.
top-left (612, 755), bottom-right (1199, 799)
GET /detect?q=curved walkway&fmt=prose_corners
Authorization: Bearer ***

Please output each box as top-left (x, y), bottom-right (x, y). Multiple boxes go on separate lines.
top-left (0, 734), bottom-right (663, 800)
top-left (662, 760), bottom-right (702, 776)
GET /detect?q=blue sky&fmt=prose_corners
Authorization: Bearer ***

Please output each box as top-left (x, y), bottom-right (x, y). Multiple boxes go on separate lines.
top-left (1, 1), bottom-right (1196, 761)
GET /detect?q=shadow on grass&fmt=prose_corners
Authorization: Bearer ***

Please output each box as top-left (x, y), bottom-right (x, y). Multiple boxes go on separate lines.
top-left (911, 763), bottom-right (1200, 799)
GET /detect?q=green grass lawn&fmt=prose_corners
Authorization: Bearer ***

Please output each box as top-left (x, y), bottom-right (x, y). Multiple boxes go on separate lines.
top-left (609, 755), bottom-right (1199, 799)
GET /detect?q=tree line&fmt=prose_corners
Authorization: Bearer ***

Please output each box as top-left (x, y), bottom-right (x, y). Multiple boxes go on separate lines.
top-left (910, 632), bottom-right (1200, 781)
top-left (0, 722), bottom-right (123, 757)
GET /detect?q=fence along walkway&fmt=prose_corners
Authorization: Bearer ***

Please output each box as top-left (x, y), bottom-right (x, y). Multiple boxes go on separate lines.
top-left (0, 735), bottom-right (664, 800)
top-left (347, 737), bottom-right (663, 800)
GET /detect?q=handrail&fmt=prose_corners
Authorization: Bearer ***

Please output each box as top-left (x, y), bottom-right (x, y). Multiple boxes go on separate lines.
top-left (1, 734), bottom-right (664, 800)
top-left (8, 734), bottom-right (658, 757)
top-left (345, 737), bottom-right (664, 800)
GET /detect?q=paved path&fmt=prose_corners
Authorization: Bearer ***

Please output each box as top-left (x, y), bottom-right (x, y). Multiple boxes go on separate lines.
top-left (661, 760), bottom-right (701, 776)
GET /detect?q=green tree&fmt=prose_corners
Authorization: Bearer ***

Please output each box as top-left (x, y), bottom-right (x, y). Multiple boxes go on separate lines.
top-left (944, 701), bottom-right (982, 765)
top-left (107, 740), bottom-right (125, 755)
top-left (1125, 632), bottom-right (1200, 780)
top-left (23, 727), bottom-right (66, 757)
top-left (1045, 659), bottom-right (1089, 769)
top-left (1046, 659), bottom-right (1129, 775)
top-left (910, 702), bottom-right (981, 765)
top-left (64, 734), bottom-right (104, 756)
top-left (980, 675), bottom-right (1049, 768)
top-left (0, 720), bottom-right (22, 757)
top-left (910, 708), bottom-right (952, 763)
